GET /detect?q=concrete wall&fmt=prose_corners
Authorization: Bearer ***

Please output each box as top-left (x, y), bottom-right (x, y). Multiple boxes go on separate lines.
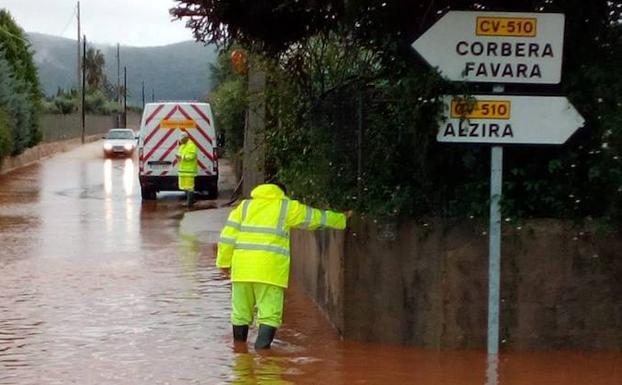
top-left (290, 218), bottom-right (622, 350)
top-left (40, 112), bottom-right (142, 142)
top-left (0, 112), bottom-right (142, 174)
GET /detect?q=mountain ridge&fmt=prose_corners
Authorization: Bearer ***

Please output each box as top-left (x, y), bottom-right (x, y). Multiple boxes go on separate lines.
top-left (28, 32), bottom-right (218, 105)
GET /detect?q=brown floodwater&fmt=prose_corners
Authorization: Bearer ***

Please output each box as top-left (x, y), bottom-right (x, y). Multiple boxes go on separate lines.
top-left (0, 142), bottom-right (621, 384)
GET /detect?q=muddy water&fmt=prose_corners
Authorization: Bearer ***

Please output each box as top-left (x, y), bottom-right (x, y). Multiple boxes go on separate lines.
top-left (0, 142), bottom-right (620, 384)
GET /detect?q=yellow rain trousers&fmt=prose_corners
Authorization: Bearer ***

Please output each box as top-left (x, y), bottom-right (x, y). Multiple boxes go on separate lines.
top-left (231, 282), bottom-right (284, 327)
top-left (217, 184), bottom-right (346, 326)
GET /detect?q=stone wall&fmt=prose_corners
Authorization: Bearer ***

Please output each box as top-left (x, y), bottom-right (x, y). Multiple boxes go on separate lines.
top-left (290, 218), bottom-right (622, 350)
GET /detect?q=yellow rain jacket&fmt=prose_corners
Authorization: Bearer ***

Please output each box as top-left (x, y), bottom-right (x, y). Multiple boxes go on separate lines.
top-left (177, 140), bottom-right (198, 176)
top-left (216, 184), bottom-right (346, 288)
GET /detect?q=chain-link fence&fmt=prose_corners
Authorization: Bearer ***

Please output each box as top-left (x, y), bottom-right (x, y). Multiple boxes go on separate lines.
top-left (303, 83), bottom-right (424, 215)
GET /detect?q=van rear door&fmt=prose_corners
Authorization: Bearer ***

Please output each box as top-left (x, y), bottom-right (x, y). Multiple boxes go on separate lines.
top-left (139, 103), bottom-right (216, 179)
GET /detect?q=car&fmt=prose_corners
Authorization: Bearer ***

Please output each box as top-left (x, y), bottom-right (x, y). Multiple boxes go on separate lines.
top-left (103, 128), bottom-right (138, 157)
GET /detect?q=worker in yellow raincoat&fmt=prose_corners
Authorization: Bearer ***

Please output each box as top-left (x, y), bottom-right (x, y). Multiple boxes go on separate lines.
top-left (176, 133), bottom-right (198, 206)
top-left (217, 183), bottom-right (349, 349)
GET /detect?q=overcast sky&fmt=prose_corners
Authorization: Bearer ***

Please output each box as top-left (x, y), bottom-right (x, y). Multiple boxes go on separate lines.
top-left (0, 0), bottom-right (194, 47)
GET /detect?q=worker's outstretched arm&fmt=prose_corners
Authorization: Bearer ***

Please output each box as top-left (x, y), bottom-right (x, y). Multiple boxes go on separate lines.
top-left (216, 202), bottom-right (243, 268)
top-left (286, 200), bottom-right (347, 230)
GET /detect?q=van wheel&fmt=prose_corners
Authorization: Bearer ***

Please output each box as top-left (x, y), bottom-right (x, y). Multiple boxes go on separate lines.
top-left (141, 187), bottom-right (157, 200)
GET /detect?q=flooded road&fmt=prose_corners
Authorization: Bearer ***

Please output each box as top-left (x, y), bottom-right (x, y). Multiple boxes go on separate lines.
top-left (1, 142), bottom-right (621, 384)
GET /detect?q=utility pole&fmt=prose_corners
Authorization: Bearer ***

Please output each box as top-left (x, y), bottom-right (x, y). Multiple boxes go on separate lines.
top-left (116, 43), bottom-right (121, 126)
top-left (141, 81), bottom-right (145, 110)
top-left (81, 35), bottom-right (86, 144)
top-left (123, 66), bottom-right (127, 128)
top-left (76, 1), bottom-right (81, 91)
top-left (151, 88), bottom-right (155, 103)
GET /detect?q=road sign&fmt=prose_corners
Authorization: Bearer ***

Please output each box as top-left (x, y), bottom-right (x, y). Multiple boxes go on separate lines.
top-left (412, 11), bottom-right (565, 84)
top-left (438, 95), bottom-right (584, 144)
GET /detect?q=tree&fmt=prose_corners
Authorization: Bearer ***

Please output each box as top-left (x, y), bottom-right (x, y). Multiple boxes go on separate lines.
top-left (208, 48), bottom-right (248, 156)
top-left (84, 47), bottom-right (108, 92)
top-left (171, 1), bottom-right (621, 53)
top-left (0, 9), bottom-right (42, 147)
top-left (0, 50), bottom-right (33, 155)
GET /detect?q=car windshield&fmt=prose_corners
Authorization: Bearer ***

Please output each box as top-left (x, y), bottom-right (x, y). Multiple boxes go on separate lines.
top-left (106, 130), bottom-right (134, 139)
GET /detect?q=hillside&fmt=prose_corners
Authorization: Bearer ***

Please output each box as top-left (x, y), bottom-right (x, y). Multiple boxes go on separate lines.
top-left (28, 32), bottom-right (218, 105)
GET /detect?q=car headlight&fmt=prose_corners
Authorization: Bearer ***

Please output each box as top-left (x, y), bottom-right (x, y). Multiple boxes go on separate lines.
top-left (104, 143), bottom-right (112, 150)
top-left (124, 143), bottom-right (133, 151)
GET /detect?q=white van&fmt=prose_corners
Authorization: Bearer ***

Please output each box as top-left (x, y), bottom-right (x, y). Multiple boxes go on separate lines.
top-left (137, 102), bottom-right (218, 200)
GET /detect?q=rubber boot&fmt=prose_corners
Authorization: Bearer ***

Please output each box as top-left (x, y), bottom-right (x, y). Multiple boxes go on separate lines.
top-left (233, 325), bottom-right (249, 342)
top-left (254, 324), bottom-right (277, 349)
top-left (186, 190), bottom-right (195, 207)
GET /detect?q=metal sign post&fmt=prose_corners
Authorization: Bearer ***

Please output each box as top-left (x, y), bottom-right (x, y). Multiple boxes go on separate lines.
top-left (488, 83), bottom-right (504, 356)
top-left (488, 144), bottom-right (503, 355)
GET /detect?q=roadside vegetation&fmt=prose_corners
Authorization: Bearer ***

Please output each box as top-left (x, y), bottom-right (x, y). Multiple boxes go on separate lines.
top-left (208, 47), bottom-right (248, 159)
top-left (0, 9), bottom-right (42, 157)
top-left (186, 1), bottom-right (622, 223)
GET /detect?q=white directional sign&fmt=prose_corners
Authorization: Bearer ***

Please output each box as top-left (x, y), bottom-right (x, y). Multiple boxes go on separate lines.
top-left (413, 11), bottom-right (565, 84)
top-left (438, 95), bottom-right (585, 144)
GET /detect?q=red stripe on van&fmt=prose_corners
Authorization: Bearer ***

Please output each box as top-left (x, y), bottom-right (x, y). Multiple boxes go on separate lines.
top-left (145, 104), bottom-right (165, 127)
top-left (184, 130), bottom-right (215, 162)
top-left (158, 140), bottom-right (178, 162)
top-left (190, 104), bottom-right (212, 126)
top-left (178, 105), bottom-right (214, 145)
top-left (144, 105), bottom-right (178, 146)
top-left (144, 128), bottom-right (175, 161)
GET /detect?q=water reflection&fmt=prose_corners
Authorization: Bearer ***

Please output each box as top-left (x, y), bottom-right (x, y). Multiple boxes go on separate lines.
top-left (126, 197), bottom-right (134, 234)
top-left (486, 355), bottom-right (498, 385)
top-left (104, 158), bottom-right (135, 197)
top-left (231, 351), bottom-right (292, 385)
top-left (103, 158), bottom-right (112, 196)
top-left (123, 158), bottom-right (134, 196)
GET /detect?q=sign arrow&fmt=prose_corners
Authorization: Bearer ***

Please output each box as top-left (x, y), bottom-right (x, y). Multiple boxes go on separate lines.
top-left (412, 11), bottom-right (565, 84)
top-left (438, 95), bottom-right (585, 144)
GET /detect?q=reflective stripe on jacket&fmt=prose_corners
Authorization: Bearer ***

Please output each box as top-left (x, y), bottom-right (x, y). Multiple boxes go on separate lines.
top-left (177, 140), bottom-right (198, 176)
top-left (216, 184), bottom-right (347, 288)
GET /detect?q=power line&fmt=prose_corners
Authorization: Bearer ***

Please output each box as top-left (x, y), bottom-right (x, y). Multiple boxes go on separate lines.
top-left (58, 6), bottom-right (78, 38)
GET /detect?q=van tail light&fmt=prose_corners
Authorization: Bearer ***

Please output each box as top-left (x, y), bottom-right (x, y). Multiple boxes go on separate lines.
top-left (138, 148), bottom-right (144, 172)
top-left (212, 148), bottom-right (218, 175)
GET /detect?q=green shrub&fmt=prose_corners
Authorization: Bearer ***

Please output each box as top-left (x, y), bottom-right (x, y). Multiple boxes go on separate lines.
top-left (54, 95), bottom-right (77, 114)
top-left (0, 106), bottom-right (14, 159)
top-left (85, 90), bottom-right (107, 114)
top-left (208, 47), bottom-right (248, 157)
